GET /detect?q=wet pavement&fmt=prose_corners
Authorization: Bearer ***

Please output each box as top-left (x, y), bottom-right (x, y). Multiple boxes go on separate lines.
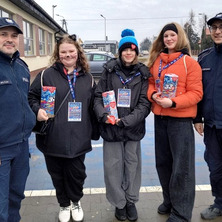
top-left (25, 113), bottom-right (210, 190)
top-left (20, 113), bottom-right (218, 222)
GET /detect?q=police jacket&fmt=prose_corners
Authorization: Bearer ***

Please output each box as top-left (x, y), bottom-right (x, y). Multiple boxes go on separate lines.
top-left (0, 51), bottom-right (35, 148)
top-left (194, 44), bottom-right (222, 128)
top-left (94, 58), bottom-right (151, 142)
top-left (28, 62), bottom-right (95, 158)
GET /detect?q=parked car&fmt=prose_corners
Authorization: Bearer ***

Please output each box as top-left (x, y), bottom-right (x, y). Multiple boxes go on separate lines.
top-left (85, 51), bottom-right (115, 77)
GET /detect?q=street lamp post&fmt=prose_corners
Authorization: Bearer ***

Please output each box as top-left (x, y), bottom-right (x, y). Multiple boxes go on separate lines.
top-left (56, 14), bottom-right (68, 32)
top-left (52, 5), bottom-right (57, 19)
top-left (100, 14), bottom-right (106, 52)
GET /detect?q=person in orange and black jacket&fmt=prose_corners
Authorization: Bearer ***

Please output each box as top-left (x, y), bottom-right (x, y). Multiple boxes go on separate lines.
top-left (147, 22), bottom-right (203, 222)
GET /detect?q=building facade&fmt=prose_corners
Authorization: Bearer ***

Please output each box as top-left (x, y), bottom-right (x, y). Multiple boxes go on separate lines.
top-left (82, 40), bottom-right (118, 55)
top-left (0, 0), bottom-right (66, 82)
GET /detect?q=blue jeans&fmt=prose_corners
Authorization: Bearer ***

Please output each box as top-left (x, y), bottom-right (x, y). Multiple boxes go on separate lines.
top-left (154, 115), bottom-right (195, 222)
top-left (0, 141), bottom-right (30, 222)
top-left (204, 125), bottom-right (222, 209)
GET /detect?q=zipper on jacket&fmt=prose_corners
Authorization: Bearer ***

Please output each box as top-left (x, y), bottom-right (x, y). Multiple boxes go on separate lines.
top-left (10, 61), bottom-right (26, 140)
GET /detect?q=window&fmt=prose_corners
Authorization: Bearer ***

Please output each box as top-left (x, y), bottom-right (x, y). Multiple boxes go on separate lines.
top-left (39, 28), bottom-right (45, 55)
top-left (23, 21), bottom-right (34, 56)
top-left (92, 54), bottom-right (106, 61)
top-left (98, 46), bottom-right (105, 51)
top-left (48, 33), bottom-right (53, 55)
top-left (0, 9), bottom-right (11, 17)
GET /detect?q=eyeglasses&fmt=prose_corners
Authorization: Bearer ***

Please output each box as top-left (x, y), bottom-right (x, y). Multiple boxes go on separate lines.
top-left (209, 25), bottom-right (222, 32)
top-left (55, 34), bottom-right (77, 43)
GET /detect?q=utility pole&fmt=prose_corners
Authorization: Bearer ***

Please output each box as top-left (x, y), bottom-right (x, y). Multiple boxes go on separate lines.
top-left (56, 14), bottom-right (68, 33)
top-left (52, 5), bottom-right (57, 19)
top-left (100, 14), bottom-right (107, 51)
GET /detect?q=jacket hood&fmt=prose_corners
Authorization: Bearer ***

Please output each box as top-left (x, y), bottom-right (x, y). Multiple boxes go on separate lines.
top-left (104, 58), bottom-right (149, 79)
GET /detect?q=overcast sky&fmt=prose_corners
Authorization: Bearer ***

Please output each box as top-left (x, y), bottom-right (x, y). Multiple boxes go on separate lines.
top-left (34, 0), bottom-right (220, 44)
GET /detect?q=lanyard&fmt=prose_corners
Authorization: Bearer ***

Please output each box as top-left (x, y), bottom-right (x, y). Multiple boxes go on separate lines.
top-left (64, 68), bottom-right (77, 101)
top-left (115, 71), bottom-right (141, 86)
top-left (158, 53), bottom-right (184, 78)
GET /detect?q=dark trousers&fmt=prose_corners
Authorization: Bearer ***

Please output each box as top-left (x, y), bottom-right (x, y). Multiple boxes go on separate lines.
top-left (0, 141), bottom-right (29, 222)
top-left (154, 115), bottom-right (195, 222)
top-left (44, 154), bottom-right (86, 207)
top-left (204, 125), bottom-right (222, 209)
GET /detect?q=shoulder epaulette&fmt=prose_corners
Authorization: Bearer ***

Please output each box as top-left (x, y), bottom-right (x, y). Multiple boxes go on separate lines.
top-left (198, 47), bottom-right (213, 62)
top-left (17, 57), bottom-right (28, 67)
top-left (16, 58), bottom-right (30, 73)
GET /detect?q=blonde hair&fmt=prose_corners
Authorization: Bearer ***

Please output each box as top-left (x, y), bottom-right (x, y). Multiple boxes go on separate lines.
top-left (147, 22), bottom-right (191, 68)
top-left (50, 34), bottom-right (89, 73)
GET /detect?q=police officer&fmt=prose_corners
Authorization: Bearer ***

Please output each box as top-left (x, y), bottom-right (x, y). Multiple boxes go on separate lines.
top-left (194, 13), bottom-right (222, 220)
top-left (0, 17), bottom-right (35, 222)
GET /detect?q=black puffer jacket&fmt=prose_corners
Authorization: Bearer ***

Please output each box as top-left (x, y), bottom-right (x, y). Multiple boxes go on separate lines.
top-left (28, 62), bottom-right (95, 158)
top-left (94, 58), bottom-right (151, 142)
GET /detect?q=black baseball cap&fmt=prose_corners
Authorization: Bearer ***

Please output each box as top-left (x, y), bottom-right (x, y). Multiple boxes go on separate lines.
top-left (207, 13), bottom-right (222, 26)
top-left (0, 17), bottom-right (23, 34)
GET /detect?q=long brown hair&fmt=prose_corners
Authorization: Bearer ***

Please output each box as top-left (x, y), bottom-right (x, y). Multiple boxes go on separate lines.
top-left (147, 22), bottom-right (191, 68)
top-left (50, 34), bottom-right (89, 73)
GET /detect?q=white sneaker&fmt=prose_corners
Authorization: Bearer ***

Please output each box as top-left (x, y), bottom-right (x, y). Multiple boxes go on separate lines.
top-left (58, 205), bottom-right (71, 222)
top-left (71, 201), bottom-right (84, 222)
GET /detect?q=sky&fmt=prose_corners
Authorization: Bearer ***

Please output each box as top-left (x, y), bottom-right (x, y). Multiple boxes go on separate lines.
top-left (34, 0), bottom-right (220, 45)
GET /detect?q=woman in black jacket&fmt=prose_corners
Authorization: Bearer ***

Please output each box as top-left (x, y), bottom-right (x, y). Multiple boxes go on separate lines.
top-left (94, 29), bottom-right (151, 221)
top-left (29, 34), bottom-right (96, 222)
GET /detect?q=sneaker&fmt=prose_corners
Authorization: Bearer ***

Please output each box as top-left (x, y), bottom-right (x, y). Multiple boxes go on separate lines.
top-left (157, 203), bottom-right (171, 215)
top-left (58, 206), bottom-right (71, 222)
top-left (115, 206), bottom-right (127, 221)
top-left (201, 205), bottom-right (222, 220)
top-left (126, 202), bottom-right (138, 221)
top-left (71, 201), bottom-right (84, 222)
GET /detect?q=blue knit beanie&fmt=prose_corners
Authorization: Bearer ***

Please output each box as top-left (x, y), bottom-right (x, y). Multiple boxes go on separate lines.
top-left (118, 29), bottom-right (139, 55)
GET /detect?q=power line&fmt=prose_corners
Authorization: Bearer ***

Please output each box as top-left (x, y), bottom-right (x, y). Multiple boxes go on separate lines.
top-left (64, 15), bottom-right (190, 22)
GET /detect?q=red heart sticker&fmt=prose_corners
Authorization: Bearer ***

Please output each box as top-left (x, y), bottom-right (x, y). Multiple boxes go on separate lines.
top-left (131, 44), bottom-right (136, 50)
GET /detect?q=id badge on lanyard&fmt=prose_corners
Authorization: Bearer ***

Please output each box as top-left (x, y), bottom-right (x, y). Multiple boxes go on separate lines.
top-left (115, 71), bottom-right (140, 108)
top-left (117, 88), bottom-right (131, 107)
top-left (66, 69), bottom-right (82, 122)
top-left (68, 102), bottom-right (82, 122)
top-left (155, 79), bottom-right (161, 93)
